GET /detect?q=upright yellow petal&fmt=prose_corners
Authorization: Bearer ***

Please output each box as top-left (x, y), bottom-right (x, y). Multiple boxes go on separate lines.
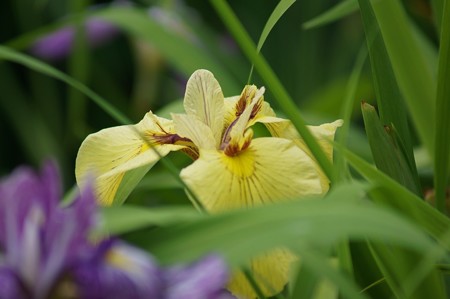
top-left (266, 119), bottom-right (343, 192)
top-left (183, 69), bottom-right (224, 147)
top-left (75, 112), bottom-right (183, 206)
top-left (180, 137), bottom-right (322, 298)
top-left (172, 113), bottom-right (216, 150)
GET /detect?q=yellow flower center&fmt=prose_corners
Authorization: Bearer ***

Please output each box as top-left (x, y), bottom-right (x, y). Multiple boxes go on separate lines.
top-left (220, 147), bottom-right (255, 178)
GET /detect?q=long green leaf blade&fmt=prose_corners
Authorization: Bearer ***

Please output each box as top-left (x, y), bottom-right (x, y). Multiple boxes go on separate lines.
top-left (145, 193), bottom-right (436, 266)
top-left (369, 0), bottom-right (436, 156)
top-left (434, 0), bottom-right (450, 213)
top-left (358, 0), bottom-right (416, 170)
top-left (342, 147), bottom-right (450, 244)
top-left (303, 0), bottom-right (358, 30)
top-left (361, 102), bottom-right (420, 194)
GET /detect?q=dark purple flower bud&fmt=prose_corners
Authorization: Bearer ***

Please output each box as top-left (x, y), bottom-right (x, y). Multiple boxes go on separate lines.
top-left (164, 254), bottom-right (234, 299)
top-left (31, 18), bottom-right (119, 61)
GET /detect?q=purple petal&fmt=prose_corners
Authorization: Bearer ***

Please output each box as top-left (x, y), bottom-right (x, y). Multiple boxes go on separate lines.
top-left (0, 266), bottom-right (27, 299)
top-left (164, 255), bottom-right (233, 299)
top-left (72, 240), bottom-right (163, 299)
top-left (31, 18), bottom-right (118, 61)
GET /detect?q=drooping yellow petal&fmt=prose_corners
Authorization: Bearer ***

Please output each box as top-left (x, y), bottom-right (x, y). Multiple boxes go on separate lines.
top-left (180, 137), bottom-right (322, 212)
top-left (75, 112), bottom-right (183, 206)
top-left (266, 119), bottom-right (343, 192)
top-left (180, 137), bottom-right (322, 298)
top-left (229, 249), bottom-right (297, 299)
top-left (183, 69), bottom-right (224, 147)
top-left (172, 113), bottom-right (216, 150)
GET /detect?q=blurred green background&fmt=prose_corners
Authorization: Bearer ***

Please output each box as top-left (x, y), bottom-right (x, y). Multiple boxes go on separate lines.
top-left (0, 0), bottom-right (435, 191)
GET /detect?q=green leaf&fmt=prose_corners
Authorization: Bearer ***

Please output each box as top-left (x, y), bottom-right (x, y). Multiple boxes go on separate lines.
top-left (297, 249), bottom-right (365, 299)
top-left (334, 44), bottom-right (367, 182)
top-left (361, 102), bottom-right (420, 194)
top-left (431, 0), bottom-right (444, 32)
top-left (100, 205), bottom-right (200, 236)
top-left (367, 0), bottom-right (436, 156)
top-left (368, 242), bottom-right (446, 299)
top-left (112, 165), bottom-right (154, 206)
top-left (256, 0), bottom-right (296, 52)
top-left (350, 242), bottom-right (392, 298)
top-left (94, 7), bottom-right (240, 94)
top-left (358, 0), bottom-right (417, 173)
top-left (342, 147), bottom-right (450, 245)
top-left (303, 0), bottom-right (358, 30)
top-left (144, 187), bottom-right (436, 266)
top-left (434, 0), bottom-right (450, 213)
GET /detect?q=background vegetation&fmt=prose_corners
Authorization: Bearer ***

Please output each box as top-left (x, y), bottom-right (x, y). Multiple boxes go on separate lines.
top-left (1, 0), bottom-right (449, 298)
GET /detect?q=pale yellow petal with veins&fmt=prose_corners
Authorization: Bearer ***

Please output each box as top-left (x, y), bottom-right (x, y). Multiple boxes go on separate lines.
top-left (183, 69), bottom-right (224, 147)
top-left (75, 112), bottom-right (183, 206)
top-left (229, 249), bottom-right (297, 299)
top-left (172, 113), bottom-right (216, 150)
top-left (180, 137), bottom-right (322, 298)
top-left (266, 119), bottom-right (343, 192)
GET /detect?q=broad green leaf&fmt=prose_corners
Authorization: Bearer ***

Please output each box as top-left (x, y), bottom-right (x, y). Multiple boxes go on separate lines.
top-left (358, 0), bottom-right (416, 172)
top-left (361, 102), bottom-right (420, 194)
top-left (342, 147), bottom-right (450, 245)
top-left (145, 190), bottom-right (436, 266)
top-left (94, 7), bottom-right (240, 93)
top-left (303, 0), bottom-right (358, 30)
top-left (209, 0), bottom-right (334, 182)
top-left (100, 205), bottom-right (200, 235)
top-left (368, 0), bottom-right (436, 156)
top-left (434, 0), bottom-right (450, 213)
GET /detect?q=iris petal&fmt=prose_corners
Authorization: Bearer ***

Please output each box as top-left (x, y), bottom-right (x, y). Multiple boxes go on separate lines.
top-left (75, 112), bottom-right (183, 206)
top-left (180, 137), bottom-right (322, 297)
top-left (266, 120), bottom-right (343, 192)
top-left (184, 69), bottom-right (225, 147)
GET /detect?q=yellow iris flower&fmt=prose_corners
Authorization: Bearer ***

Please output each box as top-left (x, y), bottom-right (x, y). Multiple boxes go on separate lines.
top-left (75, 69), bottom-right (342, 298)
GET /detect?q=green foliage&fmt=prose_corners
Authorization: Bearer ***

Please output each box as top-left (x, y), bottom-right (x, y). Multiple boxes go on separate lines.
top-left (1, 0), bottom-right (449, 298)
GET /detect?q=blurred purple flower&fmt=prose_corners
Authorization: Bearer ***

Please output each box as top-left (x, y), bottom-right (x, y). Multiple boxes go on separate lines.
top-left (0, 161), bottom-right (233, 299)
top-left (31, 18), bottom-right (119, 61)
top-left (165, 255), bottom-right (235, 299)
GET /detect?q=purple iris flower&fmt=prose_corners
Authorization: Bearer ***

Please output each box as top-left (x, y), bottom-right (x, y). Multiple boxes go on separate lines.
top-left (0, 161), bottom-right (233, 299)
top-left (31, 18), bottom-right (119, 61)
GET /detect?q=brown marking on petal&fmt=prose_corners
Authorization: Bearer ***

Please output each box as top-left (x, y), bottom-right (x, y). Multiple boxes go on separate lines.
top-left (235, 85), bottom-right (257, 116)
top-left (144, 132), bottom-right (199, 159)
